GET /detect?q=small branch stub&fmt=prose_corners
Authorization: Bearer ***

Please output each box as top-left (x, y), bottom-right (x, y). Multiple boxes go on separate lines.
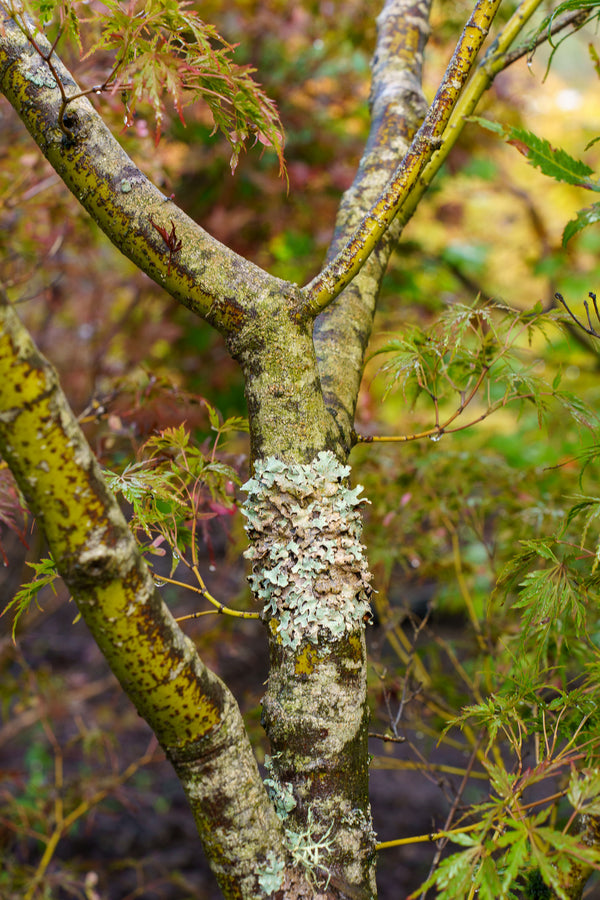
top-left (241, 451), bottom-right (372, 650)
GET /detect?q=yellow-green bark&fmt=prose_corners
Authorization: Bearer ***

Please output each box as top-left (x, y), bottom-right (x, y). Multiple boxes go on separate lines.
top-left (313, 0), bottom-right (432, 449)
top-left (303, 0), bottom-right (503, 316)
top-left (0, 10), bottom-right (280, 333)
top-left (0, 298), bottom-right (291, 899)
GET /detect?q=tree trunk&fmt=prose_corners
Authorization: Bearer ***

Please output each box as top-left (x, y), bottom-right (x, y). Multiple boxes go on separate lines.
top-left (0, 1), bottom-right (490, 897)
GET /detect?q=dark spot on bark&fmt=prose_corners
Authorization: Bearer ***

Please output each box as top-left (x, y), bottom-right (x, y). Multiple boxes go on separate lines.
top-left (61, 109), bottom-right (78, 131)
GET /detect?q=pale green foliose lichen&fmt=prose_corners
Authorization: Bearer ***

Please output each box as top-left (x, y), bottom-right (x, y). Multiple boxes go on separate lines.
top-left (257, 850), bottom-right (285, 894)
top-left (241, 451), bottom-right (372, 649)
top-left (264, 753), bottom-right (297, 820)
top-left (24, 66), bottom-right (58, 89)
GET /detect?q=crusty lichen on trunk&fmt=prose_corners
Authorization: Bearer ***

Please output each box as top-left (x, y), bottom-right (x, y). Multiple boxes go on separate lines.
top-left (242, 452), bottom-right (376, 896)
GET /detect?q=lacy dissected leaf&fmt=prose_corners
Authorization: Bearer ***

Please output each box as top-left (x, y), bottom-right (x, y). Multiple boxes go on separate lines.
top-left (492, 366), bottom-right (551, 428)
top-left (414, 818), bottom-right (528, 900)
top-left (497, 536), bottom-right (589, 661)
top-left (2, 556), bottom-right (60, 641)
top-left (470, 117), bottom-right (600, 190)
top-left (515, 567), bottom-right (585, 631)
top-left (553, 389), bottom-right (598, 431)
top-left (83, 0), bottom-right (285, 170)
top-left (414, 772), bottom-right (600, 900)
top-left (413, 843), bottom-right (483, 900)
top-left (104, 423), bottom-right (241, 571)
top-left (449, 693), bottom-right (534, 755)
top-left (103, 459), bottom-right (183, 536)
top-left (371, 302), bottom-right (556, 431)
top-left (563, 202), bottom-right (600, 246)
top-left (142, 423), bottom-right (241, 500)
top-left (568, 768), bottom-right (600, 815)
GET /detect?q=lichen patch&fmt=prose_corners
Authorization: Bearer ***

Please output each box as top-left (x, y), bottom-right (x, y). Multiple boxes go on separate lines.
top-left (241, 451), bottom-right (372, 649)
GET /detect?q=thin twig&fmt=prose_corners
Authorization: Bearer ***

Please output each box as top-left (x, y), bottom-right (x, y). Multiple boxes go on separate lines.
top-left (155, 569), bottom-right (260, 620)
top-left (495, 9), bottom-right (591, 70)
top-left (354, 389), bottom-right (544, 444)
top-left (377, 820), bottom-right (483, 852)
top-left (556, 292), bottom-right (600, 338)
top-left (368, 731), bottom-right (407, 744)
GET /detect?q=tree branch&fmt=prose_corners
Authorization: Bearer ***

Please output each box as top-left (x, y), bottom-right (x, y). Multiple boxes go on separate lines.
top-left (497, 8), bottom-right (592, 71)
top-left (0, 7), bottom-right (285, 337)
top-left (312, 0), bottom-right (433, 450)
top-left (393, 0), bottom-right (556, 231)
top-left (0, 296), bottom-right (291, 899)
top-left (312, 0), bottom-right (568, 449)
top-left (302, 0), bottom-right (503, 317)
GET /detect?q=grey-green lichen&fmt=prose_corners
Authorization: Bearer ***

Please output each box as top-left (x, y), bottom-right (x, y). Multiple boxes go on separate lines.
top-left (24, 66), bottom-right (58, 89)
top-left (261, 755), bottom-right (335, 890)
top-left (257, 850), bottom-right (285, 894)
top-left (241, 451), bottom-right (372, 650)
top-left (285, 809), bottom-right (334, 888)
top-left (264, 753), bottom-right (297, 820)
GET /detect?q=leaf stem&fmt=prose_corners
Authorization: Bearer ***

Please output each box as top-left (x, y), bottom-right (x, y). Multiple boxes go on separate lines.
top-left (156, 569), bottom-right (260, 620)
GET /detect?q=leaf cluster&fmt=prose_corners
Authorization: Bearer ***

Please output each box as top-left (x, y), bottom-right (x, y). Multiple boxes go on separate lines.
top-left (104, 411), bottom-right (246, 571)
top-left (422, 689), bottom-right (600, 900)
top-left (3, 405), bottom-right (247, 634)
top-left (417, 798), bottom-right (600, 900)
top-left (371, 300), bottom-right (566, 440)
top-left (497, 474), bottom-right (600, 667)
top-left (420, 471), bottom-right (600, 898)
top-left (1, 555), bottom-right (59, 642)
top-left (19, 0), bottom-right (286, 171)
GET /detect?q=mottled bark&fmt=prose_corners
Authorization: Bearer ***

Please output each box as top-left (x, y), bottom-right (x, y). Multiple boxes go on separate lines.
top-left (0, 10), bottom-right (280, 333)
top-left (243, 455), bottom-right (375, 898)
top-left (0, 298), bottom-right (292, 899)
top-left (313, 0), bottom-right (432, 450)
top-left (225, 282), bottom-right (339, 464)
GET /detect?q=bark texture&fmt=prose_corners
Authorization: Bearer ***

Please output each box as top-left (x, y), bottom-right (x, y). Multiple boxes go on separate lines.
top-left (0, 298), bottom-right (292, 899)
top-left (243, 454), bottom-right (375, 898)
top-left (225, 283), bottom-right (339, 464)
top-left (0, 9), bottom-right (280, 332)
top-left (313, 0), bottom-right (432, 450)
